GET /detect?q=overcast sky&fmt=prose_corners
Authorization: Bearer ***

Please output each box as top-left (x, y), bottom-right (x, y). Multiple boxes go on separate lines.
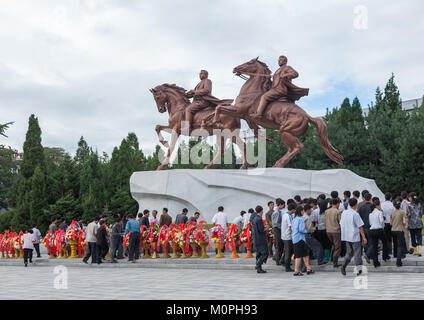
top-left (1, 0), bottom-right (423, 156)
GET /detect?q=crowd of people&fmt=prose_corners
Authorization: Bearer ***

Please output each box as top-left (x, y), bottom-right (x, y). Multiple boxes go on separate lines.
top-left (257, 190), bottom-right (423, 276)
top-left (17, 189), bottom-right (422, 276)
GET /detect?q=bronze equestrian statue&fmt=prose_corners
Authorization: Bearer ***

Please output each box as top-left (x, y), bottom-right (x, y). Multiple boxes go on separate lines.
top-left (213, 56), bottom-right (344, 168)
top-left (150, 83), bottom-right (266, 170)
top-left (184, 69), bottom-right (233, 130)
top-left (254, 55), bottom-right (309, 119)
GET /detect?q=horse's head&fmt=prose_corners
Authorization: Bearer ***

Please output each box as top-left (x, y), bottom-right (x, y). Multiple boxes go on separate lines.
top-left (150, 86), bottom-right (168, 113)
top-left (233, 57), bottom-right (263, 76)
top-left (150, 84), bottom-right (189, 114)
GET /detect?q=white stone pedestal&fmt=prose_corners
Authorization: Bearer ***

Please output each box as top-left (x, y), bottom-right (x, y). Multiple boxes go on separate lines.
top-left (130, 168), bottom-right (384, 222)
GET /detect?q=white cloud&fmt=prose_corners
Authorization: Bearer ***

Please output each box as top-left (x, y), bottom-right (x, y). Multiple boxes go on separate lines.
top-left (1, 0), bottom-right (423, 155)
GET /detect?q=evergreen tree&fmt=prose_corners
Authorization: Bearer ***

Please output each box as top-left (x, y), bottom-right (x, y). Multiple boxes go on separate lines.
top-left (29, 165), bottom-right (48, 231)
top-left (0, 122), bottom-right (13, 137)
top-left (11, 115), bottom-right (47, 231)
top-left (20, 115), bottom-right (45, 179)
top-left (79, 152), bottom-right (105, 221)
top-left (0, 147), bottom-right (18, 209)
top-left (74, 136), bottom-right (91, 165)
top-left (145, 145), bottom-right (165, 171)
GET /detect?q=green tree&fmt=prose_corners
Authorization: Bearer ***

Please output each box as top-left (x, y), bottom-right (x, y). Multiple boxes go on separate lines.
top-left (11, 115), bottom-right (46, 231)
top-left (0, 147), bottom-right (19, 209)
top-left (0, 122), bottom-right (13, 137)
top-left (29, 165), bottom-right (49, 231)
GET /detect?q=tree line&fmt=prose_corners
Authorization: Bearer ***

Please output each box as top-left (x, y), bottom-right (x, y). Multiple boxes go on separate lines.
top-left (0, 74), bottom-right (423, 233)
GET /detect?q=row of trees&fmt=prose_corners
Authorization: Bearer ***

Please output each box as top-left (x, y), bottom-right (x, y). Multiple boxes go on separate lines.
top-left (0, 74), bottom-right (423, 233)
top-left (0, 118), bottom-right (163, 233)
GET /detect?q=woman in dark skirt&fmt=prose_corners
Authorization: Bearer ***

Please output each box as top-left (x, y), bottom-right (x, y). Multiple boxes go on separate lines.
top-left (292, 206), bottom-right (314, 276)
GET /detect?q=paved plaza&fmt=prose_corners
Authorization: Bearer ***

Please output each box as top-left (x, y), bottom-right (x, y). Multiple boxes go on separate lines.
top-left (1, 264), bottom-right (423, 300)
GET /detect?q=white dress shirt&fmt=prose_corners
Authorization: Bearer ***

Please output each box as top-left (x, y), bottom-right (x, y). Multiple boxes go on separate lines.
top-left (232, 216), bottom-right (243, 229)
top-left (212, 211), bottom-right (228, 233)
top-left (242, 212), bottom-right (251, 229)
top-left (369, 208), bottom-right (385, 230)
top-left (149, 216), bottom-right (158, 224)
top-left (281, 212), bottom-right (292, 241)
top-left (340, 207), bottom-right (364, 242)
top-left (381, 201), bottom-right (394, 223)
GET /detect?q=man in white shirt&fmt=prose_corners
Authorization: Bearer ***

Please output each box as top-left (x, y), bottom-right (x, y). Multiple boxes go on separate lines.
top-left (149, 210), bottom-right (158, 225)
top-left (232, 211), bottom-right (245, 230)
top-left (212, 206), bottom-right (229, 253)
top-left (381, 192), bottom-right (395, 256)
top-left (242, 208), bottom-right (254, 230)
top-left (340, 198), bottom-right (367, 276)
top-left (281, 203), bottom-right (297, 272)
top-left (212, 206), bottom-right (228, 234)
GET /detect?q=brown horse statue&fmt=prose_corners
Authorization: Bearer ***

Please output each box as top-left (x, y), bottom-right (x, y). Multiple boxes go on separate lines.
top-left (150, 83), bottom-right (259, 170)
top-left (213, 58), bottom-right (344, 168)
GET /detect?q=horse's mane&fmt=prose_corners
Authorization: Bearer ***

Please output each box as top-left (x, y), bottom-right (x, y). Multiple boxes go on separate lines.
top-left (156, 83), bottom-right (190, 104)
top-left (256, 60), bottom-right (272, 91)
top-left (256, 60), bottom-right (271, 75)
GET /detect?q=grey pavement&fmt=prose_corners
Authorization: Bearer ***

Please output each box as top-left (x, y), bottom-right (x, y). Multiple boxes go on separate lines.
top-left (1, 264), bottom-right (424, 300)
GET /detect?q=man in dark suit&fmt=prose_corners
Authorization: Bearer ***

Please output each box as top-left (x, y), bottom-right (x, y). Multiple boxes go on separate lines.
top-left (159, 207), bottom-right (172, 227)
top-left (188, 212), bottom-right (200, 225)
top-left (96, 220), bottom-right (109, 264)
top-left (175, 208), bottom-right (189, 225)
top-left (110, 219), bottom-right (123, 263)
top-left (140, 210), bottom-right (150, 229)
top-left (252, 205), bottom-right (269, 273)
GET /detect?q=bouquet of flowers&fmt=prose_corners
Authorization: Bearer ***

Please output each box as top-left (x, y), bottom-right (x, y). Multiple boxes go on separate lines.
top-left (166, 223), bottom-right (177, 246)
top-left (0, 230), bottom-right (12, 255)
top-left (0, 233), bottom-right (4, 255)
top-left (77, 228), bottom-right (86, 257)
top-left (13, 232), bottom-right (23, 251)
top-left (225, 224), bottom-right (240, 252)
top-left (43, 230), bottom-right (54, 255)
top-left (123, 233), bottom-right (130, 249)
top-left (158, 225), bottom-right (169, 249)
top-left (186, 221), bottom-right (197, 244)
top-left (5, 231), bottom-right (15, 255)
top-left (140, 225), bottom-right (149, 250)
top-left (240, 222), bottom-right (252, 249)
top-left (264, 219), bottom-right (273, 242)
top-left (64, 221), bottom-right (79, 242)
top-left (192, 221), bottom-right (210, 246)
top-left (148, 222), bottom-right (160, 252)
top-left (53, 229), bottom-right (66, 256)
top-left (209, 224), bottom-right (225, 250)
top-left (173, 228), bottom-right (185, 248)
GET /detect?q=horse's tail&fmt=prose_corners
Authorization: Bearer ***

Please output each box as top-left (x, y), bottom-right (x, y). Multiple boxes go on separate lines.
top-left (308, 117), bottom-right (344, 165)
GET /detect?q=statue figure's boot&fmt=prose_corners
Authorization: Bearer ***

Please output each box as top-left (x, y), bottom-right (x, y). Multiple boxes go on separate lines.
top-left (253, 97), bottom-right (267, 118)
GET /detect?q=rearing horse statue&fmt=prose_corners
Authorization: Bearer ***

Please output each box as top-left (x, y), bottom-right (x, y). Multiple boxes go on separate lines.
top-left (213, 58), bottom-right (344, 168)
top-left (150, 84), bottom-right (255, 170)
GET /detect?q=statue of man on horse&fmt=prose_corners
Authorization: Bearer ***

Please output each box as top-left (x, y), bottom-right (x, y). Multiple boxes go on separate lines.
top-left (151, 56), bottom-right (343, 169)
top-left (184, 69), bottom-right (233, 130)
top-left (253, 55), bottom-right (309, 119)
